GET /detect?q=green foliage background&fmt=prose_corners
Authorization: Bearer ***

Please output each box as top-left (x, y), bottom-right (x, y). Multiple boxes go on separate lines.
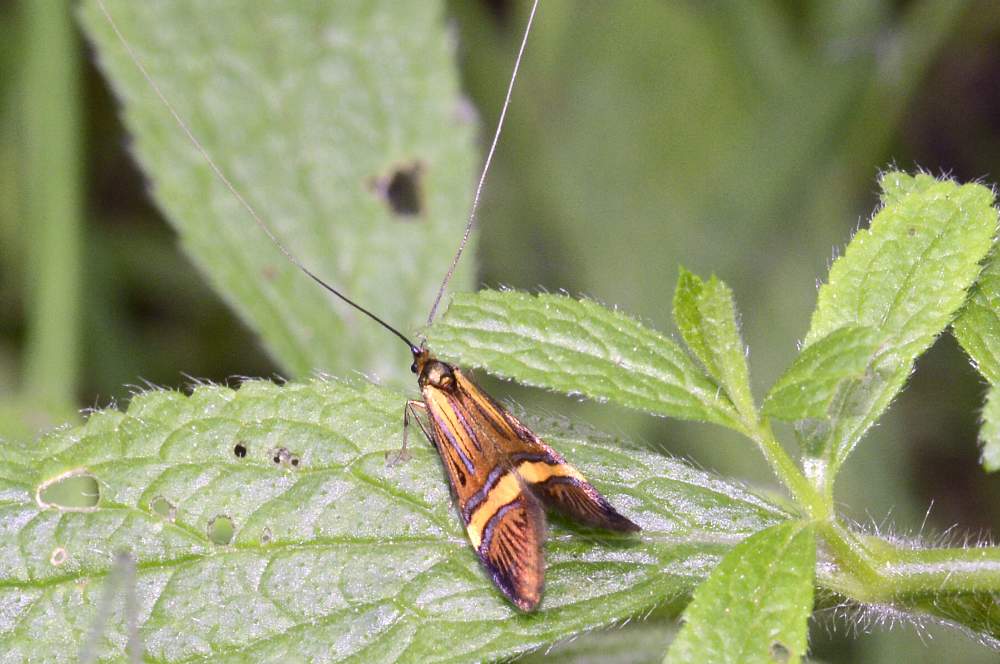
top-left (2, 1), bottom-right (1000, 662)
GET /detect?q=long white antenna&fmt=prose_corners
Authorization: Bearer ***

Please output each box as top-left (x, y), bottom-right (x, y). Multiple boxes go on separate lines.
top-left (96, 0), bottom-right (539, 350)
top-left (425, 0), bottom-right (540, 327)
top-left (95, 0), bottom-right (419, 352)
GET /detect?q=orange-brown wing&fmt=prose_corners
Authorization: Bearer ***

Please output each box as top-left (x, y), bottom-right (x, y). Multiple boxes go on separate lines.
top-left (420, 368), bottom-right (640, 610)
top-left (471, 488), bottom-right (545, 611)
top-left (421, 380), bottom-right (545, 611)
top-left (451, 368), bottom-right (640, 534)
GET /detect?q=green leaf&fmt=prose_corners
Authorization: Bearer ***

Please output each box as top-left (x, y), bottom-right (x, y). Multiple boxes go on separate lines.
top-left (807, 172), bottom-right (996, 351)
top-left (673, 269), bottom-right (715, 377)
top-left (763, 326), bottom-right (880, 422)
top-left (79, 0), bottom-right (477, 385)
top-left (428, 290), bottom-right (742, 430)
top-left (522, 622), bottom-right (675, 664)
top-left (673, 269), bottom-right (755, 420)
top-left (979, 386), bottom-right (1000, 472)
top-left (907, 590), bottom-right (1000, 649)
top-left (954, 250), bottom-right (1000, 385)
top-left (0, 380), bottom-right (787, 661)
top-left (801, 173), bottom-right (997, 474)
top-left (664, 522), bottom-right (815, 664)
top-left (954, 250), bottom-right (1000, 471)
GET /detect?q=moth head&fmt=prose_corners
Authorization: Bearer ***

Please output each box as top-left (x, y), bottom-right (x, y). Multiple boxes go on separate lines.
top-left (410, 346), bottom-right (430, 375)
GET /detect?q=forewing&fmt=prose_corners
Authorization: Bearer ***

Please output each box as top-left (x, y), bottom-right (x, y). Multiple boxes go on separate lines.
top-left (453, 369), bottom-right (640, 533)
top-left (421, 381), bottom-right (545, 610)
top-left (477, 489), bottom-right (545, 611)
top-left (419, 368), bottom-right (640, 610)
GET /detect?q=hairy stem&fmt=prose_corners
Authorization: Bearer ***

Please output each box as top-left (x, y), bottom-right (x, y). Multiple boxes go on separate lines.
top-left (818, 522), bottom-right (1000, 601)
top-left (744, 418), bottom-right (828, 520)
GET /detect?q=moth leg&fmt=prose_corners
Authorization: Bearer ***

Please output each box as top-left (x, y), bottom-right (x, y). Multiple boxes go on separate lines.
top-left (385, 400), bottom-right (428, 466)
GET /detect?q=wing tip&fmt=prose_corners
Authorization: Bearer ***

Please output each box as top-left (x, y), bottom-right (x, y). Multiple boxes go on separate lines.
top-left (604, 505), bottom-right (642, 532)
top-left (490, 567), bottom-right (543, 612)
top-left (512, 592), bottom-right (542, 612)
top-left (618, 516), bottom-right (643, 533)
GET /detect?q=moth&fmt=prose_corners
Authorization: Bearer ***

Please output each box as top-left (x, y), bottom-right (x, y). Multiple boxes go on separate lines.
top-left (97, 0), bottom-right (640, 612)
top-left (408, 347), bottom-right (639, 610)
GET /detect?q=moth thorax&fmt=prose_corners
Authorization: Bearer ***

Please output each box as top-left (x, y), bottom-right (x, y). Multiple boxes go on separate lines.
top-left (422, 360), bottom-right (456, 390)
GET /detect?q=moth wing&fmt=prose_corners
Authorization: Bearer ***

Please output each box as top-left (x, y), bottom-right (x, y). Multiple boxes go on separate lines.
top-left (420, 381), bottom-right (546, 611)
top-left (421, 368), bottom-right (639, 611)
top-left (476, 487), bottom-right (545, 611)
top-left (452, 370), bottom-right (641, 533)
top-left (527, 466), bottom-right (640, 532)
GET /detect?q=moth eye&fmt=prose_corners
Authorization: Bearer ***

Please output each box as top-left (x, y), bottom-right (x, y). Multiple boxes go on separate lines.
top-left (410, 362), bottom-right (418, 374)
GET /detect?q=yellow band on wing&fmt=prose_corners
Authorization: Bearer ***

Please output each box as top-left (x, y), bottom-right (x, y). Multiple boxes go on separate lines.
top-left (466, 460), bottom-right (584, 549)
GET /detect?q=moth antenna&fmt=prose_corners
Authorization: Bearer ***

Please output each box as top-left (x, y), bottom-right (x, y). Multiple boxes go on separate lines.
top-left (424, 0), bottom-right (540, 327)
top-left (95, 0), bottom-right (419, 354)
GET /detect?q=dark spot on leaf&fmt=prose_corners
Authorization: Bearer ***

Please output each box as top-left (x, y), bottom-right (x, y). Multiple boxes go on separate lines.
top-left (260, 527), bottom-right (273, 545)
top-left (150, 495), bottom-right (176, 521)
top-left (50, 547), bottom-right (68, 566)
top-left (208, 515), bottom-right (235, 545)
top-left (233, 442), bottom-right (248, 458)
top-left (908, 226), bottom-right (917, 236)
top-left (367, 161), bottom-right (425, 217)
top-left (36, 469), bottom-right (100, 511)
top-left (770, 641), bottom-right (791, 663)
top-left (270, 447), bottom-right (300, 468)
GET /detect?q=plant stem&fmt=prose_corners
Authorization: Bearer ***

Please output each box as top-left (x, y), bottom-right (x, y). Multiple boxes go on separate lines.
top-left (20, 1), bottom-right (83, 410)
top-left (817, 521), bottom-right (1000, 601)
top-left (739, 418), bottom-right (1000, 602)
top-left (744, 418), bottom-right (828, 519)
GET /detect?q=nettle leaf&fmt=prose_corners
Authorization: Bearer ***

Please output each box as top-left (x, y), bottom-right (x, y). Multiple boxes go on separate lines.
top-left (428, 290), bottom-right (742, 430)
top-left (979, 387), bottom-right (1000, 472)
top-left (954, 250), bottom-right (1000, 385)
top-left (0, 380), bottom-right (787, 662)
top-left (79, 0), bottom-right (476, 385)
top-left (908, 589), bottom-right (1000, 649)
top-left (522, 622), bottom-right (674, 664)
top-left (800, 173), bottom-right (997, 474)
top-left (664, 521), bottom-right (815, 664)
top-left (763, 326), bottom-right (880, 422)
top-left (954, 250), bottom-right (1000, 471)
top-left (672, 269), bottom-right (755, 421)
top-left (673, 269), bottom-right (717, 379)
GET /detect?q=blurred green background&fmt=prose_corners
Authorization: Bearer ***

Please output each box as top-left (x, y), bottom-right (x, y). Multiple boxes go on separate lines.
top-left (2, 1), bottom-right (1000, 661)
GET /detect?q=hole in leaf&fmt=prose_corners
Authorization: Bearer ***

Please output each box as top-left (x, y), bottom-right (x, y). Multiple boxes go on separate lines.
top-left (150, 496), bottom-right (176, 521)
top-left (270, 447), bottom-right (300, 469)
top-left (367, 161), bottom-right (425, 217)
top-left (769, 641), bottom-right (791, 663)
top-left (50, 547), bottom-right (68, 566)
top-left (36, 469), bottom-right (100, 511)
top-left (233, 442), bottom-right (248, 458)
top-left (207, 515), bottom-right (235, 545)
